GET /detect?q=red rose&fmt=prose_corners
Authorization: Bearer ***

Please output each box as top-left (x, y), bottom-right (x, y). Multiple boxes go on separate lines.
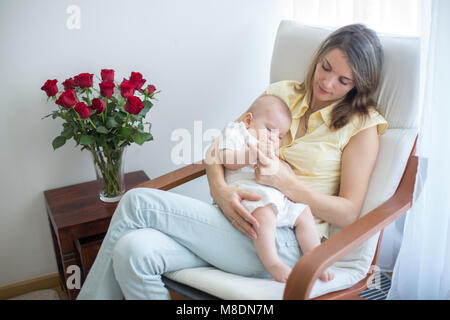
top-left (129, 72), bottom-right (146, 91)
top-left (124, 96), bottom-right (144, 115)
top-left (146, 84), bottom-right (156, 95)
top-left (55, 90), bottom-right (77, 108)
top-left (99, 81), bottom-right (115, 98)
top-left (41, 79), bottom-right (58, 97)
top-left (74, 102), bottom-right (91, 119)
top-left (74, 73), bottom-right (93, 88)
top-left (101, 69), bottom-right (115, 82)
top-left (89, 98), bottom-right (106, 115)
top-left (120, 78), bottom-right (135, 98)
top-left (62, 78), bottom-right (76, 90)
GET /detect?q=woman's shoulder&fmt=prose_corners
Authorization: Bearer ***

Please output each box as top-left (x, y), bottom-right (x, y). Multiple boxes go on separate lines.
top-left (265, 80), bottom-right (303, 96)
top-left (265, 80), bottom-right (304, 110)
top-left (348, 107), bottom-right (388, 137)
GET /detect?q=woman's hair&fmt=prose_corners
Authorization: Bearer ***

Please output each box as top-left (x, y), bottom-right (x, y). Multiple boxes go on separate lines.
top-left (297, 24), bottom-right (384, 130)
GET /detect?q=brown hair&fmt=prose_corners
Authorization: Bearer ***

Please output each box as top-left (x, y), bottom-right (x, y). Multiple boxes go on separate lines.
top-left (297, 24), bottom-right (384, 130)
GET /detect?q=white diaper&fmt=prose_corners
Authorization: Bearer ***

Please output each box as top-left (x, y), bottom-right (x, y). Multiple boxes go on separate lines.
top-left (229, 180), bottom-right (307, 228)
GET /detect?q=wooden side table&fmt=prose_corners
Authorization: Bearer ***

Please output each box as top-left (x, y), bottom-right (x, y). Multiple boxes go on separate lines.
top-left (44, 170), bottom-right (149, 300)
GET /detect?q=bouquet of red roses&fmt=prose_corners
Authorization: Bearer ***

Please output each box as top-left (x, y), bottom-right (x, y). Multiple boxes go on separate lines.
top-left (41, 69), bottom-right (158, 151)
top-left (41, 69), bottom-right (159, 201)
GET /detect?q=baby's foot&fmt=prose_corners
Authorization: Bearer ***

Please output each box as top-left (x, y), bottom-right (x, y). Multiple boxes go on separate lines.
top-left (319, 268), bottom-right (334, 282)
top-left (267, 262), bottom-right (292, 283)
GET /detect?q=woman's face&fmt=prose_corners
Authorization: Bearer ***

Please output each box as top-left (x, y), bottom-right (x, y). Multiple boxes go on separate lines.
top-left (312, 48), bottom-right (356, 106)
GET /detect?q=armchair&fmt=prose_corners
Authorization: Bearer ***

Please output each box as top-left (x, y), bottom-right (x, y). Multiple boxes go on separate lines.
top-left (133, 20), bottom-right (421, 299)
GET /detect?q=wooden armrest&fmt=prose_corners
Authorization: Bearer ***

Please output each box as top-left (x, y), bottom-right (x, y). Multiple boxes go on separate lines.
top-left (131, 160), bottom-right (206, 191)
top-left (284, 154), bottom-right (418, 300)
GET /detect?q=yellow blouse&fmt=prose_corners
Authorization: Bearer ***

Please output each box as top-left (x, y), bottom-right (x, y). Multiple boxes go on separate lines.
top-left (266, 80), bottom-right (388, 238)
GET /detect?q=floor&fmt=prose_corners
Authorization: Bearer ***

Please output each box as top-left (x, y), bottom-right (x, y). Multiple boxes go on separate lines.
top-left (8, 272), bottom-right (392, 300)
top-left (7, 285), bottom-right (66, 300)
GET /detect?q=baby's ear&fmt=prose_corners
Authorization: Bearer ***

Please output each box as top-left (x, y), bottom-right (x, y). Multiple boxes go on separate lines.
top-left (243, 112), bottom-right (253, 127)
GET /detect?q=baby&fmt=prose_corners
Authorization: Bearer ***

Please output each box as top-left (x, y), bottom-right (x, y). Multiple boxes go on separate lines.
top-left (217, 94), bottom-right (334, 283)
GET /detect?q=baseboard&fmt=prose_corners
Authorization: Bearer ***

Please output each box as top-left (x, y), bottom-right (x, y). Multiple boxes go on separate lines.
top-left (0, 273), bottom-right (62, 300)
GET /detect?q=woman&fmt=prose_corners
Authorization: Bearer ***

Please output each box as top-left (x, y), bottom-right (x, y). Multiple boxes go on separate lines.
top-left (77, 24), bottom-right (387, 300)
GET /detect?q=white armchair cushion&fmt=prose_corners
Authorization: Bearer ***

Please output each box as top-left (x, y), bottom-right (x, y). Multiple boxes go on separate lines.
top-left (327, 129), bottom-right (417, 284)
top-left (164, 264), bottom-right (369, 300)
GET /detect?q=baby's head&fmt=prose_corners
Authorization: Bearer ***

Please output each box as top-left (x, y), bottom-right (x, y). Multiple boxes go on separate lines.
top-left (242, 94), bottom-right (291, 148)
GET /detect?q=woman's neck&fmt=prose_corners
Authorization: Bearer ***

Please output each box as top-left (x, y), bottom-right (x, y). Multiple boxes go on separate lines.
top-left (310, 96), bottom-right (329, 113)
top-left (310, 93), bottom-right (340, 113)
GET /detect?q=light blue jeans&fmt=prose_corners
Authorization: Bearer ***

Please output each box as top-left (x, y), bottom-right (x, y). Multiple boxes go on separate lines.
top-left (76, 187), bottom-right (303, 300)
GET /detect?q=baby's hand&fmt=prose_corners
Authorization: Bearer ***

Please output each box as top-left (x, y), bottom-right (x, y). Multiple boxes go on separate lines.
top-left (257, 139), bottom-right (276, 159)
top-left (266, 140), bottom-right (275, 158)
top-left (319, 268), bottom-right (334, 282)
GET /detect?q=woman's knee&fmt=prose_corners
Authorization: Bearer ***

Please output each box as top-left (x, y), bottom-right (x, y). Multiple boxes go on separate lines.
top-left (112, 188), bottom-right (161, 224)
top-left (112, 230), bottom-right (140, 270)
top-left (112, 229), bottom-right (163, 277)
top-left (119, 188), bottom-right (157, 209)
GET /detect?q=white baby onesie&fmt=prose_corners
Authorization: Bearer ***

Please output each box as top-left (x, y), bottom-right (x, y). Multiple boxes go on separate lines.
top-left (217, 121), bottom-right (308, 228)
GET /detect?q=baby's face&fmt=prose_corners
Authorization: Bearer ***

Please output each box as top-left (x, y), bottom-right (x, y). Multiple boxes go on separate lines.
top-left (247, 109), bottom-right (291, 150)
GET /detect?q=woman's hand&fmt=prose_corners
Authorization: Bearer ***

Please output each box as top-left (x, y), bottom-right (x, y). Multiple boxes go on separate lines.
top-left (248, 141), bottom-right (296, 192)
top-left (212, 184), bottom-right (261, 239)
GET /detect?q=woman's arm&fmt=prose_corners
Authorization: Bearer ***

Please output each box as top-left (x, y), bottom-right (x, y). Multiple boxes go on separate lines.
top-left (281, 126), bottom-right (380, 228)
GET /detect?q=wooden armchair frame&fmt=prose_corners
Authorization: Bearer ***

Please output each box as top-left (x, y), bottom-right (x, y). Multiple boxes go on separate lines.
top-left (131, 136), bottom-right (418, 300)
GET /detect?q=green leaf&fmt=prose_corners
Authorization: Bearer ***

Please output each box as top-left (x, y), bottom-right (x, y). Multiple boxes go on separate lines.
top-left (130, 114), bottom-right (143, 122)
top-left (115, 112), bottom-right (127, 124)
top-left (119, 127), bottom-right (132, 137)
top-left (145, 133), bottom-right (153, 142)
top-left (110, 96), bottom-right (118, 105)
top-left (61, 126), bottom-right (74, 139)
top-left (80, 135), bottom-right (95, 145)
top-left (141, 100), bottom-right (153, 115)
top-left (106, 117), bottom-right (119, 129)
top-left (52, 112), bottom-right (59, 119)
top-left (41, 113), bottom-right (53, 120)
top-left (96, 126), bottom-right (109, 134)
top-left (61, 127), bottom-right (73, 140)
top-left (131, 132), bottom-right (145, 145)
top-left (52, 136), bottom-right (66, 150)
top-left (131, 131), bottom-right (152, 145)
top-left (93, 136), bottom-right (107, 147)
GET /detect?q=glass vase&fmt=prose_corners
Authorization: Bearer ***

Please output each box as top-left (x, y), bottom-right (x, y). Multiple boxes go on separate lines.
top-left (90, 146), bottom-right (127, 203)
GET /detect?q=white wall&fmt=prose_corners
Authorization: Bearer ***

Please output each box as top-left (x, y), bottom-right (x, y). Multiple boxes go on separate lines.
top-left (0, 0), bottom-right (292, 286)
